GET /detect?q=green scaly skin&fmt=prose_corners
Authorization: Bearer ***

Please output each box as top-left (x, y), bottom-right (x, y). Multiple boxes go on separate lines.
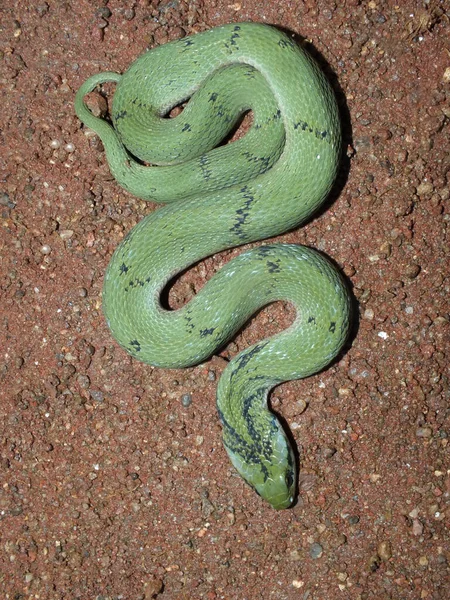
top-left (74, 22), bottom-right (351, 509)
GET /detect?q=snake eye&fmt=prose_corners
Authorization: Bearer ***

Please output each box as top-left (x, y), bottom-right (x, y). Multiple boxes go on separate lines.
top-left (285, 472), bottom-right (294, 489)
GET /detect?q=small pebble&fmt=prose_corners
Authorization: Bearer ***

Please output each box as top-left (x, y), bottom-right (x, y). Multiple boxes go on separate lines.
top-left (40, 244), bottom-right (52, 255)
top-left (416, 181), bottom-right (434, 197)
top-left (416, 427), bottom-right (432, 438)
top-left (347, 515), bottom-right (360, 525)
top-left (77, 374), bottom-right (90, 389)
top-left (404, 263), bottom-right (421, 279)
top-left (0, 192), bottom-right (15, 208)
top-left (363, 308), bottom-right (374, 320)
top-left (90, 390), bottom-right (104, 402)
top-left (59, 229), bottom-right (74, 240)
top-left (412, 518), bottom-right (424, 536)
top-left (181, 393), bottom-right (192, 407)
top-left (377, 541), bottom-right (392, 561)
top-left (322, 446), bottom-right (337, 458)
top-left (309, 543), bottom-right (323, 559)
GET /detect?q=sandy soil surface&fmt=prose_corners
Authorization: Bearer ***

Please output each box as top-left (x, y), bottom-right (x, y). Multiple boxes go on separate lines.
top-left (1, 1), bottom-right (449, 598)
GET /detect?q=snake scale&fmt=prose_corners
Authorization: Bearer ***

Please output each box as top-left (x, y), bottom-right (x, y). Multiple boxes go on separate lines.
top-left (75, 22), bottom-right (351, 509)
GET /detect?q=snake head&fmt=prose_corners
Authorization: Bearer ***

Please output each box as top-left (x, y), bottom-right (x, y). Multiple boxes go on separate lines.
top-left (223, 419), bottom-right (296, 510)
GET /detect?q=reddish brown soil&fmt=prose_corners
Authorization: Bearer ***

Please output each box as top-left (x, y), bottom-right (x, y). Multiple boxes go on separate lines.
top-left (1, 1), bottom-right (449, 599)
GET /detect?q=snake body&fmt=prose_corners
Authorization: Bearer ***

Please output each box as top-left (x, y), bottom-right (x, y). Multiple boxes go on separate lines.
top-left (75, 22), bottom-right (351, 509)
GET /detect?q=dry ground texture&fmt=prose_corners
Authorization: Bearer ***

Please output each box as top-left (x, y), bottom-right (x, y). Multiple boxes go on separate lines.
top-left (1, 1), bottom-right (449, 599)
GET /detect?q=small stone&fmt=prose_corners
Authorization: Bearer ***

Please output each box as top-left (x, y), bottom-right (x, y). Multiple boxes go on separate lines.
top-left (412, 518), bottom-right (424, 536)
top-left (404, 263), bottom-right (421, 279)
top-left (0, 191), bottom-right (15, 208)
top-left (77, 374), bottom-right (91, 389)
top-left (363, 308), bottom-right (374, 320)
top-left (59, 229), bottom-right (74, 240)
top-left (416, 427), bottom-right (432, 438)
top-left (322, 446), bottom-right (337, 458)
top-left (377, 541), bottom-right (392, 561)
top-left (96, 6), bottom-right (112, 18)
top-left (416, 181), bottom-right (434, 197)
top-left (309, 542), bottom-right (323, 559)
top-left (181, 393), bottom-right (192, 407)
top-left (90, 390), bottom-right (104, 402)
top-left (348, 515), bottom-right (360, 525)
top-left (143, 577), bottom-right (164, 599)
top-left (289, 549), bottom-right (301, 561)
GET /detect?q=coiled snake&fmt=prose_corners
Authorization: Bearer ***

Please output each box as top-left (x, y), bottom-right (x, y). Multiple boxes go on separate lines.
top-left (75, 22), bottom-right (351, 509)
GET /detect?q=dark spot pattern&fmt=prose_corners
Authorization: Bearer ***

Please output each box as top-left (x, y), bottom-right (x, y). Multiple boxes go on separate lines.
top-left (231, 342), bottom-right (268, 377)
top-left (266, 260), bottom-right (281, 273)
top-left (114, 110), bottom-right (128, 121)
top-left (199, 155), bottom-right (212, 180)
top-left (230, 185), bottom-right (256, 239)
top-left (294, 120), bottom-right (332, 144)
top-left (200, 327), bottom-right (216, 337)
top-left (278, 37), bottom-right (295, 50)
top-left (124, 276), bottom-right (151, 293)
top-left (129, 339), bottom-right (141, 353)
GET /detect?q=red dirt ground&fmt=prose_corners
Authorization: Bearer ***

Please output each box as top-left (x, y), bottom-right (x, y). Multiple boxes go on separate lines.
top-left (1, 1), bottom-right (449, 598)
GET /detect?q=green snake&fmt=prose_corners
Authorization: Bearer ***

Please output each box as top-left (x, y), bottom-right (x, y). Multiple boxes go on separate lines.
top-left (75, 22), bottom-right (351, 509)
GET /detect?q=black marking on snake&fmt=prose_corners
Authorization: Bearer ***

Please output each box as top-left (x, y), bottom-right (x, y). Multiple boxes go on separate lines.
top-left (329, 321), bottom-right (336, 333)
top-left (231, 342), bottom-right (269, 378)
top-left (274, 109), bottom-right (282, 120)
top-left (278, 37), bottom-right (295, 50)
top-left (218, 407), bottom-right (271, 482)
top-left (230, 185), bottom-right (256, 238)
top-left (294, 120), bottom-right (313, 133)
top-left (256, 245), bottom-right (275, 258)
top-left (129, 339), bottom-right (141, 353)
top-left (230, 31), bottom-right (240, 45)
top-left (242, 151), bottom-right (271, 172)
top-left (266, 260), bottom-right (281, 274)
top-left (215, 104), bottom-right (232, 124)
top-left (119, 263), bottom-right (130, 275)
top-left (184, 314), bottom-right (195, 333)
top-left (208, 92), bottom-right (218, 103)
top-left (126, 276), bottom-right (151, 291)
top-left (200, 327), bottom-right (216, 337)
top-left (199, 155), bottom-right (212, 181)
top-left (182, 123), bottom-right (191, 132)
top-left (294, 120), bottom-right (332, 144)
top-left (308, 315), bottom-right (317, 325)
top-left (243, 68), bottom-right (257, 79)
top-left (114, 110), bottom-right (128, 121)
